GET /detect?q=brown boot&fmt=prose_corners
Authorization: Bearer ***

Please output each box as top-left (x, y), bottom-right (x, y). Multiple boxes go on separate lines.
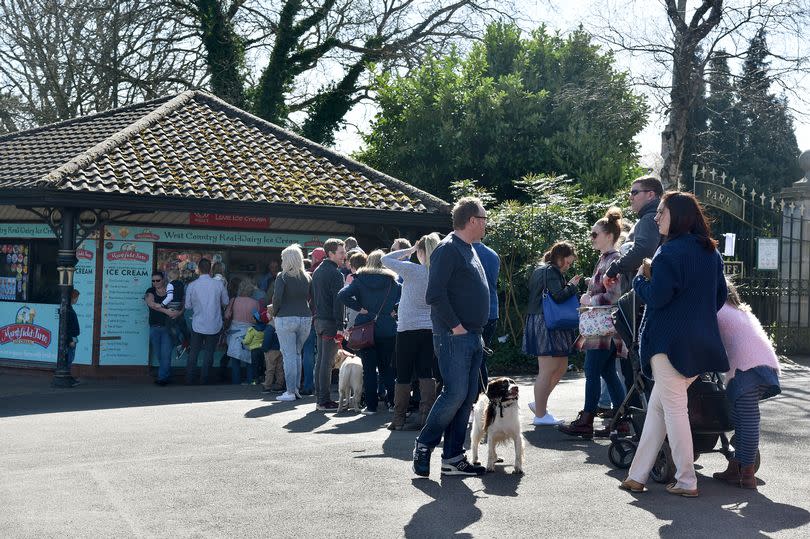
top-left (558, 411), bottom-right (595, 439)
top-left (739, 464), bottom-right (758, 490)
top-left (388, 384), bottom-right (412, 430)
top-left (713, 459), bottom-right (741, 483)
top-left (417, 378), bottom-right (437, 427)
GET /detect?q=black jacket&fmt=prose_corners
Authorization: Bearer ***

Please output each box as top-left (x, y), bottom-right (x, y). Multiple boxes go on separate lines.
top-left (606, 198), bottom-right (662, 281)
top-left (526, 264), bottom-right (578, 315)
top-left (66, 304), bottom-right (80, 339)
top-left (311, 259), bottom-right (345, 330)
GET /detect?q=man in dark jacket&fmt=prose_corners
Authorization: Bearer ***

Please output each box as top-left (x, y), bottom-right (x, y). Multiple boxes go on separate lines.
top-left (605, 175), bottom-right (663, 286)
top-left (413, 197), bottom-right (489, 478)
top-left (311, 238), bottom-right (346, 410)
top-left (604, 175), bottom-right (663, 404)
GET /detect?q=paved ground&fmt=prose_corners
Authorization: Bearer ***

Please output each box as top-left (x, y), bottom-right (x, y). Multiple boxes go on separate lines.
top-left (1, 359), bottom-right (809, 538)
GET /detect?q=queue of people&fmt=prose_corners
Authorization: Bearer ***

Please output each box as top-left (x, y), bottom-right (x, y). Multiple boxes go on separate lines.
top-left (143, 179), bottom-right (781, 491)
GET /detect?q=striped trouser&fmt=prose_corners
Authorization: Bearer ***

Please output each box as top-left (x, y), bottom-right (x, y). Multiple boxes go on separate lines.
top-left (732, 388), bottom-right (762, 466)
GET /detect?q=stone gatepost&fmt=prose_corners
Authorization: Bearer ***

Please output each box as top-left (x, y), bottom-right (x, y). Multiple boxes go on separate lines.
top-left (778, 150), bottom-right (810, 346)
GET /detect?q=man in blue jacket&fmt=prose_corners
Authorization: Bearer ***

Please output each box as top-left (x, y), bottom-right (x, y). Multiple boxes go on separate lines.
top-left (473, 240), bottom-right (499, 391)
top-left (413, 197), bottom-right (489, 477)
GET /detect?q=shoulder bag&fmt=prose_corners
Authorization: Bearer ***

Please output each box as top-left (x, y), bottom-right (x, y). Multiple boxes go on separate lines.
top-left (542, 267), bottom-right (580, 331)
top-left (347, 281), bottom-right (393, 351)
top-left (578, 305), bottom-right (617, 337)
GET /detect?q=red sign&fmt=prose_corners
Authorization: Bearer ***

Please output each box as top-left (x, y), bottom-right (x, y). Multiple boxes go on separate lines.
top-left (0, 324), bottom-right (52, 347)
top-left (189, 213), bottom-right (271, 230)
top-left (76, 248), bottom-right (94, 260)
top-left (106, 250), bottom-right (150, 262)
top-left (303, 238), bottom-right (325, 248)
top-left (134, 232), bottom-right (160, 240)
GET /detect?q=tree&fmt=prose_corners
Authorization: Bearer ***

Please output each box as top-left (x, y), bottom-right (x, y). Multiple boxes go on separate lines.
top-left (0, 0), bottom-right (205, 132)
top-left (593, 0), bottom-right (810, 188)
top-left (357, 23), bottom-right (647, 200)
top-left (734, 30), bottom-right (801, 191)
top-left (171, 0), bottom-right (509, 145)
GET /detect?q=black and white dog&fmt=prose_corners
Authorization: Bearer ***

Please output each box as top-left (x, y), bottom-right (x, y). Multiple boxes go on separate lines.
top-left (471, 377), bottom-right (524, 474)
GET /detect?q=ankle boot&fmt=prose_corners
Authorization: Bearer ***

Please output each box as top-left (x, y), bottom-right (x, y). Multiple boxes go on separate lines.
top-left (558, 411), bottom-right (595, 439)
top-left (388, 384), bottom-right (412, 430)
top-left (713, 458), bottom-right (741, 483)
top-left (417, 378), bottom-right (437, 427)
top-left (739, 464), bottom-right (758, 489)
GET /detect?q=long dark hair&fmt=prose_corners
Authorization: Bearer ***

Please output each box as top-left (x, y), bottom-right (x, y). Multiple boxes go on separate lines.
top-left (662, 191), bottom-right (718, 251)
top-left (542, 241), bottom-right (576, 267)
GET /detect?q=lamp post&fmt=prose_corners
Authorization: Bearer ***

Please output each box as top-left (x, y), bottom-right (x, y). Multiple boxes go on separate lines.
top-left (52, 208), bottom-right (78, 388)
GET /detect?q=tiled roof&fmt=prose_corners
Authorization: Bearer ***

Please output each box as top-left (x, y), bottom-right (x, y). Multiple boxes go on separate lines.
top-left (0, 91), bottom-right (449, 214)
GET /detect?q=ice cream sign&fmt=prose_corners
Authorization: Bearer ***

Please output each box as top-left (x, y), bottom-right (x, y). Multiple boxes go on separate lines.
top-left (0, 305), bottom-right (52, 347)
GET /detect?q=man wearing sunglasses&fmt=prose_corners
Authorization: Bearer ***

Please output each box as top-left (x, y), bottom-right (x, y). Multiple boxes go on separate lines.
top-left (604, 175), bottom-right (663, 288)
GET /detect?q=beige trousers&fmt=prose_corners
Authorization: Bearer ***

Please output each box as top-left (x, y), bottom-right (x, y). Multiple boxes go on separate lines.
top-left (628, 353), bottom-right (698, 489)
top-left (263, 350), bottom-right (284, 389)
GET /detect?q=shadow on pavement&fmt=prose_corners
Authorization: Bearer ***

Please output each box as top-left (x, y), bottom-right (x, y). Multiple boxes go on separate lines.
top-left (626, 483), bottom-right (810, 537)
top-left (403, 477), bottom-right (482, 538)
top-left (0, 373), bottom-right (267, 418)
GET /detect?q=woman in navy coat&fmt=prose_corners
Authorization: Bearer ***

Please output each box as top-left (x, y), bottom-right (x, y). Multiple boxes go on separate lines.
top-left (621, 191), bottom-right (728, 498)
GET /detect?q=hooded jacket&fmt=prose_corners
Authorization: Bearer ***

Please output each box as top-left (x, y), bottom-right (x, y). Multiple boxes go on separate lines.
top-left (606, 197), bottom-right (662, 281)
top-left (337, 268), bottom-right (402, 339)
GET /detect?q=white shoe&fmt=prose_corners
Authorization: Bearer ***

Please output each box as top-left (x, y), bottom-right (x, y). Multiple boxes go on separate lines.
top-left (277, 392), bottom-right (296, 402)
top-left (528, 402), bottom-right (536, 413)
top-left (361, 408), bottom-right (377, 415)
top-left (533, 412), bottom-right (564, 426)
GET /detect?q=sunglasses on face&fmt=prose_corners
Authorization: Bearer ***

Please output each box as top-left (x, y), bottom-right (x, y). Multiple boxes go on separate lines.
top-left (151, 279), bottom-right (162, 283)
top-left (630, 189), bottom-right (652, 197)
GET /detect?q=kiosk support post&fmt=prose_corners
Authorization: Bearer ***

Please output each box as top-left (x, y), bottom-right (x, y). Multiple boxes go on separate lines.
top-left (52, 209), bottom-right (78, 388)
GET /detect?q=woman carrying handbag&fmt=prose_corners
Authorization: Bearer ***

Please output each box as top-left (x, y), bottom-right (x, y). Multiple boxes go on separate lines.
top-left (523, 241), bottom-right (581, 426)
top-left (338, 250), bottom-right (402, 414)
top-left (559, 207), bottom-right (627, 438)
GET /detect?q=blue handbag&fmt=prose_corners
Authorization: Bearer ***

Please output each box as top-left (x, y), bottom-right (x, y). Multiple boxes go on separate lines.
top-left (542, 268), bottom-right (580, 330)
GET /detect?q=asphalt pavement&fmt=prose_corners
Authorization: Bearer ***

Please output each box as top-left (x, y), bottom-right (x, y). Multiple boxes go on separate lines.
top-left (1, 360), bottom-right (809, 538)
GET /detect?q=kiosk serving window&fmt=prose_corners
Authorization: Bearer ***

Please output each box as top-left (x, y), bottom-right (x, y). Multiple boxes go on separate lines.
top-left (0, 240), bottom-right (59, 303)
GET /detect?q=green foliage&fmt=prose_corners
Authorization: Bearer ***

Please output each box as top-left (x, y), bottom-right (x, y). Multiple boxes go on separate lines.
top-left (357, 23), bottom-right (647, 201)
top-left (457, 174), bottom-right (633, 346)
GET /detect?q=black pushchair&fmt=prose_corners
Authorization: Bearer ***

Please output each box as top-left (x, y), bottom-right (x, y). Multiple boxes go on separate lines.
top-left (604, 291), bottom-right (759, 483)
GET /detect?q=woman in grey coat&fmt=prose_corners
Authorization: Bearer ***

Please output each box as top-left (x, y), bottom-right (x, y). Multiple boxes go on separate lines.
top-left (271, 244), bottom-right (312, 402)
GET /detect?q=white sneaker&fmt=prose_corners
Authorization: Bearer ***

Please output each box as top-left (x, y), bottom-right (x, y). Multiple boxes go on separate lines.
top-left (533, 412), bottom-right (564, 426)
top-left (277, 392), bottom-right (296, 402)
top-left (361, 408), bottom-right (377, 415)
top-left (528, 402), bottom-right (536, 413)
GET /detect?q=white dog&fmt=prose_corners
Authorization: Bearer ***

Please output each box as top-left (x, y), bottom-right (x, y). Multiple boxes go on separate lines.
top-left (335, 348), bottom-right (363, 413)
top-left (471, 377), bottom-right (524, 474)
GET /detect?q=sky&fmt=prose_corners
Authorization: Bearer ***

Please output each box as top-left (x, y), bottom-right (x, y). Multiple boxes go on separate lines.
top-left (333, 0), bottom-right (810, 174)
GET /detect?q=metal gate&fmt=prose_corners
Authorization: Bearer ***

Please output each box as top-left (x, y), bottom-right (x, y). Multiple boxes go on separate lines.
top-left (691, 168), bottom-right (810, 354)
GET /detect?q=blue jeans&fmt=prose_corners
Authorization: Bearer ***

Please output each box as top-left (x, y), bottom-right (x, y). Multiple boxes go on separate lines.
top-left (360, 336), bottom-right (395, 412)
top-left (301, 323), bottom-right (316, 392)
top-left (417, 331), bottom-right (483, 463)
top-left (276, 316), bottom-right (312, 394)
top-left (150, 325), bottom-right (173, 382)
top-left (584, 343), bottom-right (625, 413)
top-left (231, 357), bottom-right (255, 384)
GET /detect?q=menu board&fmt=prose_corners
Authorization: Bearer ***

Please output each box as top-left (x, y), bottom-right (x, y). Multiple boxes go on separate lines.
top-left (0, 242), bottom-right (30, 301)
top-left (72, 240), bottom-right (98, 365)
top-left (99, 240), bottom-right (153, 365)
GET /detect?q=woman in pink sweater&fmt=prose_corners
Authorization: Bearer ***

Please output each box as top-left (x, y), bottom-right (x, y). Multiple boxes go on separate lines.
top-left (714, 278), bottom-right (781, 489)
